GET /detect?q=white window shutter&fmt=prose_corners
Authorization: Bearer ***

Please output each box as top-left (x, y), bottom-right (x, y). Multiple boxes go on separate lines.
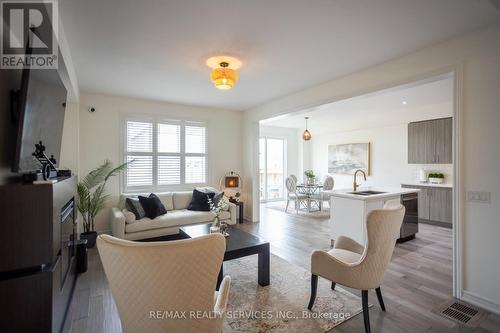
top-left (185, 125), bottom-right (206, 154)
top-left (126, 155), bottom-right (153, 187)
top-left (185, 156), bottom-right (206, 184)
top-left (158, 156), bottom-right (181, 185)
top-left (127, 121), bottom-right (153, 152)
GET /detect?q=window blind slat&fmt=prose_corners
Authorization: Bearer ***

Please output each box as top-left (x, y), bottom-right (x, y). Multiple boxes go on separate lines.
top-left (185, 126), bottom-right (206, 154)
top-left (158, 123), bottom-right (181, 153)
top-left (127, 121), bottom-right (153, 152)
top-left (158, 156), bottom-right (181, 185)
top-left (126, 155), bottom-right (153, 186)
top-left (185, 156), bottom-right (206, 184)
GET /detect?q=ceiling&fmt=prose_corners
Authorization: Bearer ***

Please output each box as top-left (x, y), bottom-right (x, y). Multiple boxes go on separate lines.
top-left (261, 75), bottom-right (454, 134)
top-left (60, 0), bottom-right (499, 111)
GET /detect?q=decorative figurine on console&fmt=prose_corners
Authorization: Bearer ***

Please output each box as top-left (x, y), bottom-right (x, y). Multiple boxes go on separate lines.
top-left (32, 141), bottom-right (57, 180)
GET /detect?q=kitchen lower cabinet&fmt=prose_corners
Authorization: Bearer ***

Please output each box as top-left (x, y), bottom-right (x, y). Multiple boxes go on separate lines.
top-left (402, 185), bottom-right (452, 227)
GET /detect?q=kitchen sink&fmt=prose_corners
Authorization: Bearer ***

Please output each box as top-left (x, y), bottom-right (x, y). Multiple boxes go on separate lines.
top-left (348, 190), bottom-right (387, 196)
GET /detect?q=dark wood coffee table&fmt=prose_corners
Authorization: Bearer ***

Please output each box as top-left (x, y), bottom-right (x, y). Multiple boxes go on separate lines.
top-left (179, 224), bottom-right (270, 290)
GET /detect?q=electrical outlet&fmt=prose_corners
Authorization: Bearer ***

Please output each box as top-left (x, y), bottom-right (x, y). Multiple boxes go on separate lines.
top-left (467, 191), bottom-right (491, 203)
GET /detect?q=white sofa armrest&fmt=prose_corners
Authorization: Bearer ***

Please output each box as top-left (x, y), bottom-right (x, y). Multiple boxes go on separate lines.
top-left (110, 207), bottom-right (126, 239)
top-left (227, 202), bottom-right (237, 225)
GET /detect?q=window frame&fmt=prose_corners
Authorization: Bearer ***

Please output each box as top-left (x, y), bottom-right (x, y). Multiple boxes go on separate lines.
top-left (121, 115), bottom-right (208, 193)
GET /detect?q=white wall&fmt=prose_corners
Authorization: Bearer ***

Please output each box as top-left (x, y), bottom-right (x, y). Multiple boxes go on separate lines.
top-left (59, 102), bottom-right (80, 173)
top-left (78, 92), bottom-right (243, 232)
top-left (243, 23), bottom-right (500, 313)
top-left (308, 102), bottom-right (453, 189)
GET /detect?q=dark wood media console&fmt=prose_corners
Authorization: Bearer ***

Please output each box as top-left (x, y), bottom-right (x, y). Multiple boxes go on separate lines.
top-left (0, 176), bottom-right (78, 332)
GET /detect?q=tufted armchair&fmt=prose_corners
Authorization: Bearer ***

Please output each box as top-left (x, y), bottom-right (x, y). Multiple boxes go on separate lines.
top-left (97, 233), bottom-right (231, 333)
top-left (308, 205), bottom-right (405, 333)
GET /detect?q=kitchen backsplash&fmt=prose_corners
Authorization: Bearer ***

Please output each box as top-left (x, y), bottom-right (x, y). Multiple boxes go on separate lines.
top-left (409, 164), bottom-right (453, 184)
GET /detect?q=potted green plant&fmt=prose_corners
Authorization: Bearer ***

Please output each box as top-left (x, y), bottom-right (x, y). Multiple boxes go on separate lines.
top-left (77, 160), bottom-right (129, 248)
top-left (428, 172), bottom-right (444, 184)
top-left (304, 170), bottom-right (316, 185)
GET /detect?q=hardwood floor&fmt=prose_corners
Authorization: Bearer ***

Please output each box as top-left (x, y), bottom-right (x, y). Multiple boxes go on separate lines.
top-left (66, 202), bottom-right (500, 332)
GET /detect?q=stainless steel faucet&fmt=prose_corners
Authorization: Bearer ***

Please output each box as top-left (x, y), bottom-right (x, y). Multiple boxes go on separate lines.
top-left (353, 169), bottom-right (367, 191)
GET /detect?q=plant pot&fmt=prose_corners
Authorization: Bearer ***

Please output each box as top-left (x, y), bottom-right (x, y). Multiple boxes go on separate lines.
top-left (428, 177), bottom-right (444, 184)
top-left (80, 231), bottom-right (97, 248)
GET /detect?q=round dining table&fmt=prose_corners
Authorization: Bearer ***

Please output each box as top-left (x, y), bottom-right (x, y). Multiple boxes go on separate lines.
top-left (296, 184), bottom-right (323, 212)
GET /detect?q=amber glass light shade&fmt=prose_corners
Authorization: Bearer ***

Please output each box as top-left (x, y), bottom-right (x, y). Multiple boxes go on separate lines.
top-left (302, 129), bottom-right (312, 141)
top-left (211, 66), bottom-right (238, 90)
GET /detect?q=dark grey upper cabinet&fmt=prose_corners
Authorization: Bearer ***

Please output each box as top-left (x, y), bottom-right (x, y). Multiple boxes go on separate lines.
top-left (408, 117), bottom-right (452, 164)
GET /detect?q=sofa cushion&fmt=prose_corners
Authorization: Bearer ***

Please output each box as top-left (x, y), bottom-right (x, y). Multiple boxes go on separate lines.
top-left (172, 191), bottom-right (193, 210)
top-left (125, 198), bottom-right (146, 219)
top-left (139, 194), bottom-right (167, 219)
top-left (125, 210), bottom-right (231, 234)
top-left (121, 192), bottom-right (174, 211)
top-left (187, 189), bottom-right (215, 211)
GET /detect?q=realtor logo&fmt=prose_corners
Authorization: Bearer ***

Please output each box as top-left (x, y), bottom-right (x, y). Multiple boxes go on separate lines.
top-left (1, 0), bottom-right (58, 69)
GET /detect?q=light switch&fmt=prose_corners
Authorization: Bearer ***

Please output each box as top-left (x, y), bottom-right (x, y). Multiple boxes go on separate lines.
top-left (467, 191), bottom-right (491, 203)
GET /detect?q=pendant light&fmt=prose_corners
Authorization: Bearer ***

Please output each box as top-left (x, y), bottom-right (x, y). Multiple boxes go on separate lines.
top-left (302, 117), bottom-right (312, 141)
top-left (206, 56), bottom-right (242, 90)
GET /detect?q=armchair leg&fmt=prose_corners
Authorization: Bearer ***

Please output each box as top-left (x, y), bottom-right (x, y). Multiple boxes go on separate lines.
top-left (375, 287), bottom-right (386, 311)
top-left (331, 282), bottom-right (336, 290)
top-left (308, 274), bottom-right (318, 310)
top-left (362, 290), bottom-right (371, 333)
top-left (285, 199), bottom-right (289, 212)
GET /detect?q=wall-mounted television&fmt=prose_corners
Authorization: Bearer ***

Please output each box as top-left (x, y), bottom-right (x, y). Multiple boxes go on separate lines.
top-left (12, 67), bottom-right (67, 173)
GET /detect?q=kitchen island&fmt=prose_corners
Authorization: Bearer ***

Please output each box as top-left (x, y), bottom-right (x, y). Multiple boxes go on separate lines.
top-left (323, 187), bottom-right (420, 246)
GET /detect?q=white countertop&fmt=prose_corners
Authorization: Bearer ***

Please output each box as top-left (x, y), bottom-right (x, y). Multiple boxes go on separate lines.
top-left (402, 182), bottom-right (453, 189)
top-left (323, 186), bottom-right (420, 201)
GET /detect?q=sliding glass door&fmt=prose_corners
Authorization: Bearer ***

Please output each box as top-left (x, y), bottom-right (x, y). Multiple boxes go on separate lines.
top-left (259, 137), bottom-right (286, 202)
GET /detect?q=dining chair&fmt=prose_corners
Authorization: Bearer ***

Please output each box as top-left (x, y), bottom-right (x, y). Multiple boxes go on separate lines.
top-left (310, 175), bottom-right (334, 211)
top-left (289, 174), bottom-right (298, 183)
top-left (308, 205), bottom-right (405, 333)
top-left (97, 233), bottom-right (231, 333)
top-left (285, 176), bottom-right (308, 213)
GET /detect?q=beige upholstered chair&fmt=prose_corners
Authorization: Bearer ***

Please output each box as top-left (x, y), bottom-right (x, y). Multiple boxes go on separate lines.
top-left (308, 205), bottom-right (405, 333)
top-left (97, 233), bottom-right (231, 333)
top-left (310, 175), bottom-right (334, 211)
top-left (285, 176), bottom-right (308, 213)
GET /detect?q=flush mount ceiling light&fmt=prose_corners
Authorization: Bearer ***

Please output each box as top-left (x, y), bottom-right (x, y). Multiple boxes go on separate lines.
top-left (206, 56), bottom-right (242, 90)
top-left (303, 117), bottom-right (312, 141)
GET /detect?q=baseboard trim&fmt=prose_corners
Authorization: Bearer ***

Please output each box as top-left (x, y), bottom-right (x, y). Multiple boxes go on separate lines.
top-left (461, 290), bottom-right (500, 315)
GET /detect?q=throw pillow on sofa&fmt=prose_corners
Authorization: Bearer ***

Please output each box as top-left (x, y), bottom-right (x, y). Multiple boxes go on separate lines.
top-left (187, 188), bottom-right (216, 211)
top-left (125, 197), bottom-right (146, 220)
top-left (139, 194), bottom-right (167, 219)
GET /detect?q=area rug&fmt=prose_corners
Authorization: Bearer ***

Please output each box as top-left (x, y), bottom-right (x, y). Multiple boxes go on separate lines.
top-left (222, 254), bottom-right (366, 332)
top-left (267, 203), bottom-right (330, 219)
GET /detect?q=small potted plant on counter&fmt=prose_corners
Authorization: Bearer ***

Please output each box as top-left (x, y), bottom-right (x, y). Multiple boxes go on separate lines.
top-left (304, 170), bottom-right (316, 185)
top-left (428, 172), bottom-right (445, 184)
top-left (77, 160), bottom-right (129, 248)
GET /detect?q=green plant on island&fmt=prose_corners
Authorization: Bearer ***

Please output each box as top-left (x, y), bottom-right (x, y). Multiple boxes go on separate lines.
top-left (428, 173), bottom-right (444, 179)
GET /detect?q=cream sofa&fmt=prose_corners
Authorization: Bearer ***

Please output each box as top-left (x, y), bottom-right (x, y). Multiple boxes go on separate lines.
top-left (110, 190), bottom-right (237, 240)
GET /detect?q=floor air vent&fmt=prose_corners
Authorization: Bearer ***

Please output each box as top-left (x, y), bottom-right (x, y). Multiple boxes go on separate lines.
top-left (435, 299), bottom-right (483, 327)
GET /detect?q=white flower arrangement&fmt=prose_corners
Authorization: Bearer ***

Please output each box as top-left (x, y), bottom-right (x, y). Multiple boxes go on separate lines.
top-left (207, 195), bottom-right (228, 223)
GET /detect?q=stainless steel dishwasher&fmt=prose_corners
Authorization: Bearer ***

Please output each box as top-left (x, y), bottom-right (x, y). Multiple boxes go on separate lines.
top-left (398, 192), bottom-right (419, 242)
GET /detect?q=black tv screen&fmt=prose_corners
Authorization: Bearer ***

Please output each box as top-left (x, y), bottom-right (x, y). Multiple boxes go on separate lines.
top-left (12, 68), bottom-right (67, 172)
